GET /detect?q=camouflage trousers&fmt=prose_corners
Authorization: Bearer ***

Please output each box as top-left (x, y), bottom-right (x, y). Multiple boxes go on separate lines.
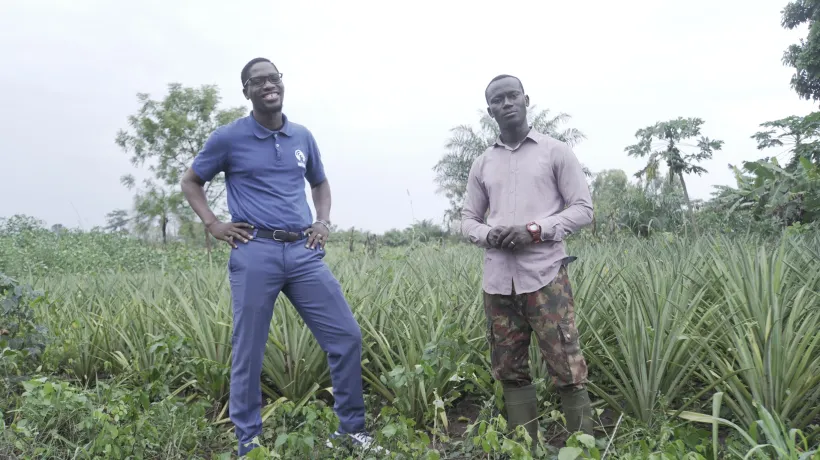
top-left (483, 265), bottom-right (588, 389)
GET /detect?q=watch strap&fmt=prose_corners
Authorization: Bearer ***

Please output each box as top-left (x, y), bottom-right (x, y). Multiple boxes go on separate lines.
top-left (527, 222), bottom-right (541, 243)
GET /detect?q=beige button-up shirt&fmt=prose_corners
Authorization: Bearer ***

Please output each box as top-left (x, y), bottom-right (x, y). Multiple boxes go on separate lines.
top-left (460, 129), bottom-right (593, 295)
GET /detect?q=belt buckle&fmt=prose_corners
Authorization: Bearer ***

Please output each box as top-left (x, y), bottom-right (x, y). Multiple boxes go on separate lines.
top-left (272, 229), bottom-right (288, 242)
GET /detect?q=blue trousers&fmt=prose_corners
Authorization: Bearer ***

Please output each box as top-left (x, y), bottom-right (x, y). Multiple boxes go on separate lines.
top-left (227, 237), bottom-right (365, 455)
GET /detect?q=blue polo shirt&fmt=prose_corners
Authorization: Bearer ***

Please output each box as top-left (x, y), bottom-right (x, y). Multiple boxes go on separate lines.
top-left (191, 113), bottom-right (327, 232)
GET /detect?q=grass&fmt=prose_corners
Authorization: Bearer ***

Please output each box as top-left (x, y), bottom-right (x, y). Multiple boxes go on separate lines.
top-left (1, 230), bottom-right (819, 459)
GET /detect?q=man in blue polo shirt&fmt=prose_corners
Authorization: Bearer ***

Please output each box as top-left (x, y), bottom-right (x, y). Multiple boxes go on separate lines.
top-left (181, 57), bottom-right (381, 457)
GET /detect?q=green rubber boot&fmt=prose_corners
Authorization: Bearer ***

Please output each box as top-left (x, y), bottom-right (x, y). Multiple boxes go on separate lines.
top-left (559, 385), bottom-right (594, 436)
top-left (503, 384), bottom-right (539, 455)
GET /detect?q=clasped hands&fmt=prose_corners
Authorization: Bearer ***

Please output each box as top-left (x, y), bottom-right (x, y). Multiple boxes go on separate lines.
top-left (486, 225), bottom-right (532, 250)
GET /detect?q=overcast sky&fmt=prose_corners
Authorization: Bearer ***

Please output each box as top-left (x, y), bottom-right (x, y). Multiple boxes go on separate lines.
top-left (1, 0), bottom-right (815, 233)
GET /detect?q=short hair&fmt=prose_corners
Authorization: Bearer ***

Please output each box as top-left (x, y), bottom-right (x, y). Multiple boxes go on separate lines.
top-left (241, 57), bottom-right (273, 85)
top-left (485, 74), bottom-right (524, 102)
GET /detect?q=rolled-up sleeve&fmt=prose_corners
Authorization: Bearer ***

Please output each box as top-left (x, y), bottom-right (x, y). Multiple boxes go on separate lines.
top-left (535, 143), bottom-right (593, 241)
top-left (461, 157), bottom-right (493, 248)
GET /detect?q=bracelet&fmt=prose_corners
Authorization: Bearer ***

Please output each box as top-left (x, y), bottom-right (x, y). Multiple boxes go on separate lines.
top-left (315, 220), bottom-right (331, 231)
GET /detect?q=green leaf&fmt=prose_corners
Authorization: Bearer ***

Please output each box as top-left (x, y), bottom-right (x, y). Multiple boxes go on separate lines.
top-left (576, 433), bottom-right (595, 449)
top-left (381, 423), bottom-right (398, 438)
top-left (558, 446), bottom-right (584, 460)
top-left (424, 450), bottom-right (442, 460)
top-left (302, 435), bottom-right (314, 449)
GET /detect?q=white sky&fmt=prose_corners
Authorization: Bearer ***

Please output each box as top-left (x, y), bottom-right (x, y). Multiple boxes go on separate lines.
top-left (0, 0), bottom-right (815, 233)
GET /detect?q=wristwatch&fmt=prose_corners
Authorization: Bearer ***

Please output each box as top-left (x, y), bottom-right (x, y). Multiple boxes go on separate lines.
top-left (526, 222), bottom-right (541, 243)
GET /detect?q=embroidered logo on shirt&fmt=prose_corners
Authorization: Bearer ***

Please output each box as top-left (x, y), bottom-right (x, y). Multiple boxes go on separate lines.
top-left (294, 149), bottom-right (306, 168)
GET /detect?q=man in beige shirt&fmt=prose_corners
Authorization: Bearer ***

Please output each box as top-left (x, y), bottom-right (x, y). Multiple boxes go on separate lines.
top-left (461, 74), bottom-right (595, 451)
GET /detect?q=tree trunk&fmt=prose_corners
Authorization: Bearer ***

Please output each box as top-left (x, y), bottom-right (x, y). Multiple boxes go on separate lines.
top-left (678, 173), bottom-right (698, 235)
top-left (161, 215), bottom-right (168, 245)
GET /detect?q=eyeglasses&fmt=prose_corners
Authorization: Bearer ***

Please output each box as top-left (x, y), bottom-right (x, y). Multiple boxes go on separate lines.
top-left (244, 73), bottom-right (283, 87)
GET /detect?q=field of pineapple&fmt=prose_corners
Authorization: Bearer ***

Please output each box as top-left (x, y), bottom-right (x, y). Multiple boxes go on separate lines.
top-left (1, 228), bottom-right (818, 459)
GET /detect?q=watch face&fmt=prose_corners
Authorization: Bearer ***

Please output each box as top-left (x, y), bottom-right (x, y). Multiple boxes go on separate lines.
top-left (528, 223), bottom-right (538, 232)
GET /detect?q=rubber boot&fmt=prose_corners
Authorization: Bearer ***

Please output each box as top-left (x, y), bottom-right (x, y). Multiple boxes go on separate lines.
top-left (503, 384), bottom-right (539, 455)
top-left (559, 385), bottom-right (594, 436)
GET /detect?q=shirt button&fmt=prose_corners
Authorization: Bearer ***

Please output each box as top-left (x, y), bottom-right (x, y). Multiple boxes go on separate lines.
top-left (276, 144), bottom-right (280, 148)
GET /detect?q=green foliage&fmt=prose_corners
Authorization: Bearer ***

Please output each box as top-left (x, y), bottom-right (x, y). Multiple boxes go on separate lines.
top-left (1, 227), bottom-right (819, 458)
top-left (0, 273), bottom-right (49, 365)
top-left (556, 432), bottom-right (599, 460)
top-left (3, 375), bottom-right (222, 459)
top-left (752, 112), bottom-right (820, 167)
top-left (116, 83), bottom-right (246, 199)
top-left (713, 111), bottom-right (820, 233)
top-left (590, 170), bottom-right (691, 238)
top-left (702, 110), bottom-right (820, 234)
top-left (625, 117), bottom-right (723, 182)
top-left (712, 156), bottom-right (820, 230)
top-left (380, 219), bottom-right (449, 247)
top-left (0, 215), bottom-right (219, 276)
top-left (0, 271), bottom-right (51, 417)
top-left (781, 0), bottom-right (820, 103)
top-left (678, 392), bottom-right (818, 460)
top-left (104, 208), bottom-right (131, 234)
top-left (702, 239), bottom-right (820, 430)
top-left (7, 16), bottom-right (820, 452)
top-left (624, 117), bottom-right (724, 233)
top-left (114, 83), bottom-right (246, 245)
top-left (582, 243), bottom-right (721, 426)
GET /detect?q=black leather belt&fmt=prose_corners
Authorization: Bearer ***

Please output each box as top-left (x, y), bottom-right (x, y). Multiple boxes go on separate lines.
top-left (254, 228), bottom-right (306, 242)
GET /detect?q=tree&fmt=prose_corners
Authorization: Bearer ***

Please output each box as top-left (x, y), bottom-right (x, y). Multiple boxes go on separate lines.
top-left (104, 209), bottom-right (131, 234)
top-left (780, 1), bottom-right (820, 103)
top-left (121, 176), bottom-right (183, 245)
top-left (752, 112), bottom-right (820, 167)
top-left (587, 169), bottom-right (688, 238)
top-left (116, 83), bottom-right (245, 249)
top-left (433, 106), bottom-right (588, 228)
top-left (625, 117), bottom-right (724, 233)
top-left (716, 157), bottom-right (820, 230)
top-left (341, 226), bottom-right (366, 252)
top-left (589, 169), bottom-right (630, 236)
top-left (623, 173), bottom-right (688, 237)
top-left (406, 219), bottom-right (446, 243)
top-left (704, 113), bottom-right (820, 234)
